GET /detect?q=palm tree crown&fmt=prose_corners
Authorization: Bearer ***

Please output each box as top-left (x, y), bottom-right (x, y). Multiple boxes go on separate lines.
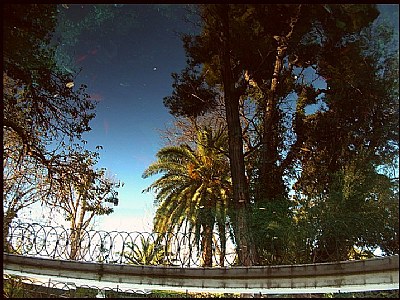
top-left (142, 125), bottom-right (231, 266)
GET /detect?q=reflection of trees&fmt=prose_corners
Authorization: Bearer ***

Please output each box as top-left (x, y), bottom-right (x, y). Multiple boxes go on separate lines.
top-left (143, 125), bottom-right (231, 266)
top-left (122, 235), bottom-right (165, 266)
top-left (3, 123), bottom-right (51, 250)
top-left (55, 168), bottom-right (121, 260)
top-left (160, 4), bottom-right (398, 265)
top-left (53, 4), bottom-right (139, 72)
top-left (3, 4), bottom-right (121, 243)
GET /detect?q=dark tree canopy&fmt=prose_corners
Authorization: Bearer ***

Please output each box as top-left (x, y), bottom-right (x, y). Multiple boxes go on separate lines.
top-left (159, 4), bottom-right (398, 264)
top-left (163, 67), bottom-right (217, 118)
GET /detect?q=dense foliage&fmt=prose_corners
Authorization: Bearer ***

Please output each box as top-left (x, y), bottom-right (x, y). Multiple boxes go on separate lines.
top-left (143, 125), bottom-right (231, 266)
top-left (145, 4), bottom-right (399, 265)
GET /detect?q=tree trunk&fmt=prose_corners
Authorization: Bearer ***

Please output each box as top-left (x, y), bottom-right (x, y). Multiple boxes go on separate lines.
top-left (218, 222), bottom-right (226, 267)
top-left (3, 209), bottom-right (17, 252)
top-left (3, 195), bottom-right (22, 252)
top-left (201, 222), bottom-right (213, 267)
top-left (257, 43), bottom-right (287, 203)
top-left (69, 220), bottom-right (80, 260)
top-left (257, 6), bottom-right (301, 203)
top-left (218, 5), bottom-right (254, 266)
top-left (69, 202), bottom-right (86, 260)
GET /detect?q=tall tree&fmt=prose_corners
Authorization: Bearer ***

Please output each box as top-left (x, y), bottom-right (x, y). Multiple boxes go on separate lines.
top-left (164, 4), bottom-right (256, 265)
top-left (290, 14), bottom-right (399, 260)
top-left (163, 4), bottom-right (398, 263)
top-left (291, 6), bottom-right (398, 197)
top-left (252, 4), bottom-right (398, 261)
top-left (3, 126), bottom-right (51, 248)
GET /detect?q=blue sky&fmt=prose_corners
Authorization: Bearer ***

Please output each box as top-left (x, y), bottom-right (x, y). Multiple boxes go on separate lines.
top-left (61, 5), bottom-right (198, 232)
top-left (22, 4), bottom-right (398, 232)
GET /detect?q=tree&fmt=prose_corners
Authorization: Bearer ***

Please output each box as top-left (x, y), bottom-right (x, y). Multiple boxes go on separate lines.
top-left (143, 125), bottom-right (231, 266)
top-left (3, 4), bottom-right (121, 246)
top-left (286, 6), bottom-right (399, 261)
top-left (51, 151), bottom-right (121, 260)
top-left (290, 6), bottom-right (398, 198)
top-left (3, 126), bottom-right (51, 249)
top-left (303, 155), bottom-right (398, 262)
top-left (163, 4), bottom-right (398, 263)
top-left (3, 4), bottom-right (95, 146)
top-left (164, 4), bottom-right (258, 265)
top-left (122, 235), bottom-right (165, 266)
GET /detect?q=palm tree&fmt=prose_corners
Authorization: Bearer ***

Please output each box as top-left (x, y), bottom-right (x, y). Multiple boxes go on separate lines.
top-left (142, 125), bottom-right (231, 266)
top-left (122, 235), bottom-right (165, 266)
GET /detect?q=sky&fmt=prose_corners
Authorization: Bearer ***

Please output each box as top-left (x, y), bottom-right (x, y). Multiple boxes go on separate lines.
top-left (20, 4), bottom-right (399, 233)
top-left (65, 4), bottom-right (199, 232)
top-left (69, 5), bottom-right (196, 232)
top-left (20, 4), bottom-right (199, 232)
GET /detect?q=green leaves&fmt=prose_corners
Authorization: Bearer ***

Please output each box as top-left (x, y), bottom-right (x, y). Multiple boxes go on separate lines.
top-left (143, 126), bottom-right (231, 265)
top-left (161, 4), bottom-right (398, 263)
top-left (122, 237), bottom-right (165, 266)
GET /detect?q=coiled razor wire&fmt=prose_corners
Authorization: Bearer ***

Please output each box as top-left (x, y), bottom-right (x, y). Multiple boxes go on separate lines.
top-left (5, 221), bottom-right (238, 267)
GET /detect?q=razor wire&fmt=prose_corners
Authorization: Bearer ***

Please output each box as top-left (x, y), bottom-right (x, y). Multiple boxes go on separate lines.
top-left (5, 221), bottom-right (238, 267)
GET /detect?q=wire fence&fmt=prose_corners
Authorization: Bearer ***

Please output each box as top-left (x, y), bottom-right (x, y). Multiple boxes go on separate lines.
top-left (4, 222), bottom-right (399, 298)
top-left (4, 221), bottom-right (238, 267)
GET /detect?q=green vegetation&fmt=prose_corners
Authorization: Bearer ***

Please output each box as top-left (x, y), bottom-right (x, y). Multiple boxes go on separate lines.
top-left (143, 125), bottom-right (232, 266)
top-left (122, 235), bottom-right (165, 266)
top-left (145, 4), bottom-right (399, 266)
top-left (2, 3), bottom-right (398, 297)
